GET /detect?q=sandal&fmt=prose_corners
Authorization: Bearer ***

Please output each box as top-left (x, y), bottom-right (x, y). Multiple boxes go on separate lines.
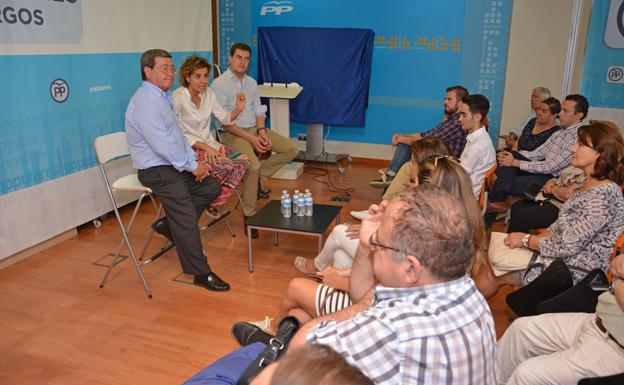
top-left (294, 256), bottom-right (321, 279)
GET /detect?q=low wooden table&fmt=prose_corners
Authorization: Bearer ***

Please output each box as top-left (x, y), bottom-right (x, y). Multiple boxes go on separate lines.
top-left (244, 200), bottom-right (342, 272)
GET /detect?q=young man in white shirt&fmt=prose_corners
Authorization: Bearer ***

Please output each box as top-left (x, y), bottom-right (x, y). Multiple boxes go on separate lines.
top-left (458, 94), bottom-right (497, 198)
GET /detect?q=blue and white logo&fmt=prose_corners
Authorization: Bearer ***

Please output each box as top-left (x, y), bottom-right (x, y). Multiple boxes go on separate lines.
top-left (260, 1), bottom-right (294, 16)
top-left (50, 78), bottom-right (69, 103)
top-left (605, 0), bottom-right (624, 48)
top-left (607, 66), bottom-right (624, 83)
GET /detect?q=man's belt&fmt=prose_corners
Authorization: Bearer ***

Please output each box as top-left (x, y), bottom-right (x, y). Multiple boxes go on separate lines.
top-left (595, 316), bottom-right (624, 350)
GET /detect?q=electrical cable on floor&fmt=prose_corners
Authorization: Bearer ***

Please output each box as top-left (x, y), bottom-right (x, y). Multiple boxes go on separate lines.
top-left (303, 163), bottom-right (355, 198)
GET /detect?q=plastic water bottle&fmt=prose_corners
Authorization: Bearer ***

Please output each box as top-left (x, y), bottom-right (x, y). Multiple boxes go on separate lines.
top-left (305, 196), bottom-right (313, 216)
top-left (283, 196), bottom-right (292, 218)
top-left (296, 194), bottom-right (305, 217)
top-left (281, 192), bottom-right (289, 217)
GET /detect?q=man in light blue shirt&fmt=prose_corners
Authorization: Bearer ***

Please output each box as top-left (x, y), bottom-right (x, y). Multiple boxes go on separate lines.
top-left (211, 43), bottom-right (298, 230)
top-left (125, 49), bottom-right (230, 292)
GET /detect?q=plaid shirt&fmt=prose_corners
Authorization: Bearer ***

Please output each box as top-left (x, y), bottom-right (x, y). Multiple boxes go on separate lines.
top-left (307, 276), bottom-right (498, 385)
top-left (518, 122), bottom-right (582, 176)
top-left (420, 112), bottom-right (466, 158)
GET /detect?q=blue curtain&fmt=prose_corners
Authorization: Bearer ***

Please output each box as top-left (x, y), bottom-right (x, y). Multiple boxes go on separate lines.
top-left (257, 27), bottom-right (375, 127)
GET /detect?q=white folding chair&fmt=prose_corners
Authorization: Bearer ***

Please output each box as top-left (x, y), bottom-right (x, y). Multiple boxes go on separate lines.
top-left (94, 131), bottom-right (162, 298)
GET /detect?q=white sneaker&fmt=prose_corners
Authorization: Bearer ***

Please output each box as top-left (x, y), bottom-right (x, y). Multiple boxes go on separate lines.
top-left (248, 316), bottom-right (274, 334)
top-left (350, 210), bottom-right (368, 221)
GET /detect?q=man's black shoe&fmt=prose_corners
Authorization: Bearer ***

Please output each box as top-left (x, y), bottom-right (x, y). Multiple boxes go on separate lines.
top-left (257, 188), bottom-right (270, 199)
top-left (231, 322), bottom-right (273, 346)
top-left (193, 272), bottom-right (230, 292)
top-left (151, 217), bottom-right (172, 241)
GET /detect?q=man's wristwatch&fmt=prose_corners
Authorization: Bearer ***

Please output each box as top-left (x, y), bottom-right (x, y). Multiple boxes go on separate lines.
top-left (522, 234), bottom-right (531, 248)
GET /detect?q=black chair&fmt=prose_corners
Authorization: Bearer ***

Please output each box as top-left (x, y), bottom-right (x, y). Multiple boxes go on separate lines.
top-left (578, 372), bottom-right (624, 384)
top-left (537, 268), bottom-right (608, 314)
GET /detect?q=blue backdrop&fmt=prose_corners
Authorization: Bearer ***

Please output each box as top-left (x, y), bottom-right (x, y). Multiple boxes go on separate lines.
top-left (217, 0), bottom-right (512, 145)
top-left (0, 51), bottom-right (210, 195)
top-left (581, 0), bottom-right (624, 108)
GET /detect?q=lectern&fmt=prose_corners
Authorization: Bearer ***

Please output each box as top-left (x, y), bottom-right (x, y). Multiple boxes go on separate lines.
top-left (258, 83), bottom-right (304, 180)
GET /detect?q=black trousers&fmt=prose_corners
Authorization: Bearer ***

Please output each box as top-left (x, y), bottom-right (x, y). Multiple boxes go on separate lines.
top-left (138, 166), bottom-right (221, 276)
top-left (490, 166), bottom-right (552, 202)
top-left (507, 199), bottom-right (560, 233)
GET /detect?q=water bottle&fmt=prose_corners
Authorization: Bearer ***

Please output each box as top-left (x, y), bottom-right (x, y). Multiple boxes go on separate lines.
top-left (305, 196), bottom-right (313, 216)
top-left (296, 194), bottom-right (304, 217)
top-left (304, 189), bottom-right (311, 197)
top-left (281, 192), bottom-right (289, 217)
top-left (283, 196), bottom-right (292, 218)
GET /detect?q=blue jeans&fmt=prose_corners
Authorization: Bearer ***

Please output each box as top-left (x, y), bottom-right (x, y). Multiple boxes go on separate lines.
top-left (388, 143), bottom-right (412, 174)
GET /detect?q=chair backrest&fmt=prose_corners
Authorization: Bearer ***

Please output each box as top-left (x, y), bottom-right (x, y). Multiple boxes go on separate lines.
top-left (609, 232), bottom-right (624, 281)
top-left (479, 163), bottom-right (497, 210)
top-left (94, 131), bottom-right (130, 165)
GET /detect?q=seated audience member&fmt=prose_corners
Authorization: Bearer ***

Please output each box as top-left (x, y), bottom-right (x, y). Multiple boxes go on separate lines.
top-left (489, 94), bottom-right (589, 210)
top-left (476, 120), bottom-right (624, 300)
top-left (284, 185), bottom-right (497, 384)
top-left (173, 55), bottom-right (249, 216)
top-left (509, 86), bottom-right (552, 137)
top-left (125, 49), bottom-right (229, 292)
top-left (248, 160), bottom-right (486, 341)
top-left (369, 85), bottom-right (468, 187)
top-left (503, 132), bottom-right (518, 151)
top-left (507, 165), bottom-right (585, 233)
top-left (184, 344), bottom-right (373, 385)
top-left (496, 253), bottom-right (624, 385)
top-left (296, 138), bottom-right (452, 278)
top-left (211, 43), bottom-right (298, 236)
top-left (458, 94), bottom-right (497, 198)
top-left (513, 97), bottom-right (561, 152)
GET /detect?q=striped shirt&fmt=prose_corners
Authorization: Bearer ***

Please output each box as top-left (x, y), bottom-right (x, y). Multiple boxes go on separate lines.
top-left (307, 276), bottom-right (498, 385)
top-left (518, 122), bottom-right (582, 176)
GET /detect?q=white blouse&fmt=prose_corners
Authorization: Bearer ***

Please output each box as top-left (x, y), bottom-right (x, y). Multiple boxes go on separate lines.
top-left (172, 87), bottom-right (232, 150)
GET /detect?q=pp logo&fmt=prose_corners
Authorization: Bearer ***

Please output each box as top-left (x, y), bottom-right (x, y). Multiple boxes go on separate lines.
top-left (50, 78), bottom-right (69, 103)
top-left (605, 0), bottom-right (624, 48)
top-left (607, 66), bottom-right (624, 83)
top-left (260, 1), bottom-right (293, 16)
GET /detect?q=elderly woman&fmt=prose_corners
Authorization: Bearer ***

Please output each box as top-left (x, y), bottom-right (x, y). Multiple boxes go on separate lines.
top-left (173, 55), bottom-right (249, 215)
top-left (477, 120), bottom-right (624, 300)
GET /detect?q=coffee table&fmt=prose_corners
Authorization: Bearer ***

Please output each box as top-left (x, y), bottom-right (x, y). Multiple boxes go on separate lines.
top-left (244, 200), bottom-right (342, 272)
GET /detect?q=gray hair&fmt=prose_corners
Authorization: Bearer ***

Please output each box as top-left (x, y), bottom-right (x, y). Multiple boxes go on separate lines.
top-left (533, 86), bottom-right (551, 99)
top-left (390, 185), bottom-right (474, 280)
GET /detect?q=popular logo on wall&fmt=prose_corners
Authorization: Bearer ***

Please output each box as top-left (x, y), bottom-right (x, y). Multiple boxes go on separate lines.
top-left (50, 78), bottom-right (69, 103)
top-left (605, 0), bottom-right (624, 48)
top-left (260, 1), bottom-right (293, 16)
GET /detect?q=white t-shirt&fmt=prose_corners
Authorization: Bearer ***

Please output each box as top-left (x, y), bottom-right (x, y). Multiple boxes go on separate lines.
top-left (460, 126), bottom-right (496, 198)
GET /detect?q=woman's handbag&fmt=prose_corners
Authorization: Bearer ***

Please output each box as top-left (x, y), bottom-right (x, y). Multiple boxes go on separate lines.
top-left (488, 232), bottom-right (541, 276)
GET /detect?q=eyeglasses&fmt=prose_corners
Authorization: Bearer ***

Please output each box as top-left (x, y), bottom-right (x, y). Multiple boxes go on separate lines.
top-left (368, 230), bottom-right (401, 253)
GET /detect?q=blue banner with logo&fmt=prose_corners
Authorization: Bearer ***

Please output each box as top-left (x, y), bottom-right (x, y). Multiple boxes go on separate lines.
top-left (581, 0), bottom-right (624, 108)
top-left (217, 0), bottom-right (512, 145)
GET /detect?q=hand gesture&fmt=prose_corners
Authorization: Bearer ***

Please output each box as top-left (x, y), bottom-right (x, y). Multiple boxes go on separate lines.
top-left (541, 178), bottom-right (557, 195)
top-left (359, 201), bottom-right (387, 247)
top-left (497, 151), bottom-right (514, 167)
top-left (235, 92), bottom-right (246, 113)
top-left (258, 129), bottom-right (272, 151)
top-left (504, 232), bottom-right (527, 249)
top-left (249, 135), bottom-right (270, 154)
top-left (192, 161), bottom-right (212, 182)
top-left (205, 145), bottom-right (226, 164)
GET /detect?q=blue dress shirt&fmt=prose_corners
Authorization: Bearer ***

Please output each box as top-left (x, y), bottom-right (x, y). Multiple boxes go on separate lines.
top-left (125, 81), bottom-right (198, 172)
top-left (210, 68), bottom-right (267, 129)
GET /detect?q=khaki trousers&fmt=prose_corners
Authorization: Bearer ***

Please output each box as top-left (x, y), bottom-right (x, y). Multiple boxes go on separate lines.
top-left (221, 127), bottom-right (298, 216)
top-left (383, 162), bottom-right (414, 201)
top-left (496, 312), bottom-right (624, 385)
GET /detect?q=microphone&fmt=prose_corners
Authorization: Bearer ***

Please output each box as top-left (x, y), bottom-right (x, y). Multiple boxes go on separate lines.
top-left (273, 59), bottom-right (289, 88)
top-left (260, 43), bottom-right (275, 87)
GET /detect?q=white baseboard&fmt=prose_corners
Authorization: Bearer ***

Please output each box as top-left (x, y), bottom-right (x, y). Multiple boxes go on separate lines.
top-left (296, 139), bottom-right (394, 160)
